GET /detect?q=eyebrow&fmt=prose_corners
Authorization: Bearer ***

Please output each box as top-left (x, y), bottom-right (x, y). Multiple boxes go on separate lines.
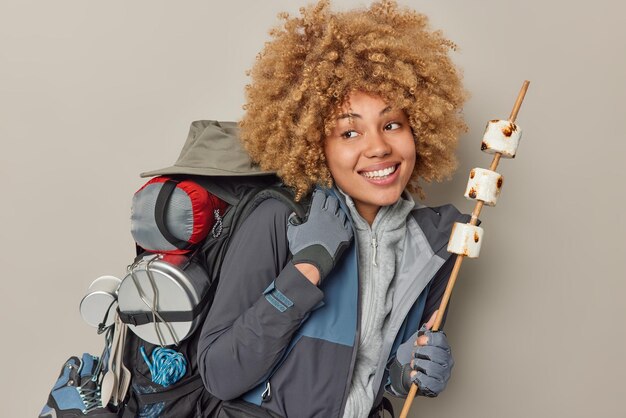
top-left (337, 106), bottom-right (393, 120)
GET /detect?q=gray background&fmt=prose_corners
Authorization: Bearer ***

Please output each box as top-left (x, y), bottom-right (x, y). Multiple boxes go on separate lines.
top-left (1, 0), bottom-right (625, 417)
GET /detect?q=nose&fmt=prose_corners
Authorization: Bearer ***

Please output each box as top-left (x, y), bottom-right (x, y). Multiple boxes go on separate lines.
top-left (363, 130), bottom-right (391, 158)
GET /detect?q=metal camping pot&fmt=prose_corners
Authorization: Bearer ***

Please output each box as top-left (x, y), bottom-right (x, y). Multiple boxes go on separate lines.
top-left (79, 275), bottom-right (122, 328)
top-left (117, 254), bottom-right (210, 346)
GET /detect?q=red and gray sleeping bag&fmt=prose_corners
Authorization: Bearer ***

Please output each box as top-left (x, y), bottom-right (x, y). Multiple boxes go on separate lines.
top-left (131, 176), bottom-right (228, 255)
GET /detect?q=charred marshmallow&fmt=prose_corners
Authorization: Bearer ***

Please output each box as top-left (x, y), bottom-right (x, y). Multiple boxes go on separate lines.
top-left (464, 168), bottom-right (503, 207)
top-left (447, 222), bottom-right (484, 258)
top-left (481, 119), bottom-right (522, 158)
top-left (361, 165), bottom-right (396, 179)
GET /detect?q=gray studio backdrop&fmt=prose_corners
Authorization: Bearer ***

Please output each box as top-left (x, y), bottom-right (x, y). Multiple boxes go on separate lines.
top-left (1, 0), bottom-right (625, 417)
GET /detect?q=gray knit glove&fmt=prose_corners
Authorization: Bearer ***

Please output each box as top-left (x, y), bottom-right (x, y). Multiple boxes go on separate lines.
top-left (390, 324), bottom-right (454, 397)
top-left (287, 189), bottom-right (353, 282)
top-left (411, 325), bottom-right (454, 397)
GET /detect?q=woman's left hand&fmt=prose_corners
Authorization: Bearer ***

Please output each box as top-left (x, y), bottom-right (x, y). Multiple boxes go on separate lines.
top-left (409, 310), bottom-right (454, 397)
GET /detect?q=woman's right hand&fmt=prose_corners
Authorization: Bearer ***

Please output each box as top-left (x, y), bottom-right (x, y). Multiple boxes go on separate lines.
top-left (287, 189), bottom-right (353, 285)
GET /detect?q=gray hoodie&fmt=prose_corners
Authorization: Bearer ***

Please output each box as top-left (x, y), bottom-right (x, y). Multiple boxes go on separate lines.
top-left (339, 190), bottom-right (415, 418)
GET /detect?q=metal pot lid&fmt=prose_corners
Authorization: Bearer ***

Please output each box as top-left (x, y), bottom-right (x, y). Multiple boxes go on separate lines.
top-left (117, 257), bottom-right (205, 346)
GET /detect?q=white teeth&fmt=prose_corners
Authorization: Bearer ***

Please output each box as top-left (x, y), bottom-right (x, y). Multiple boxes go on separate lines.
top-left (362, 165), bottom-right (396, 179)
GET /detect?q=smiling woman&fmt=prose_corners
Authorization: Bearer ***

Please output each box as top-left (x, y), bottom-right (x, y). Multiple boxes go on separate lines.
top-left (196, 1), bottom-right (472, 417)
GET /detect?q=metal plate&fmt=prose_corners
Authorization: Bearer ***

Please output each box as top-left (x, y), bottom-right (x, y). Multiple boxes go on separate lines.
top-left (117, 256), bottom-right (209, 346)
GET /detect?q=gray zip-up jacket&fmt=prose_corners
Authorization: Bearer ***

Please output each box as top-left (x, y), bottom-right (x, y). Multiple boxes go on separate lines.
top-left (197, 190), bottom-right (470, 417)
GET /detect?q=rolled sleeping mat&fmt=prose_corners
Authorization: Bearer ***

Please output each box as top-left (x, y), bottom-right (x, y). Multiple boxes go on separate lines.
top-left (464, 168), bottom-right (504, 207)
top-left (481, 119), bottom-right (522, 158)
top-left (447, 222), bottom-right (484, 258)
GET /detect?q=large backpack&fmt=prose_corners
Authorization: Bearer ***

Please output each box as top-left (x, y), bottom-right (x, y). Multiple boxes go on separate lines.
top-left (120, 175), bottom-right (305, 418)
top-left (40, 121), bottom-right (306, 418)
top-left (119, 121), bottom-right (306, 417)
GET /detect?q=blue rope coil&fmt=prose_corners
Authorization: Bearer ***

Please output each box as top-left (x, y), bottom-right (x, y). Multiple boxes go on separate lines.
top-left (140, 346), bottom-right (187, 387)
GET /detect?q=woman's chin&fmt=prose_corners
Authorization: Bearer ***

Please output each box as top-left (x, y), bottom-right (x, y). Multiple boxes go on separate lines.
top-left (352, 188), bottom-right (404, 212)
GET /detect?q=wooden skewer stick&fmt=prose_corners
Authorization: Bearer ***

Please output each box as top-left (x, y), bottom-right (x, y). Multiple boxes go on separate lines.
top-left (399, 80), bottom-right (530, 418)
top-left (509, 80), bottom-right (530, 123)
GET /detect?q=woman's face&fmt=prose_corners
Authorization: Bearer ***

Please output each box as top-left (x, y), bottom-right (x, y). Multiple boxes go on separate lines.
top-left (324, 91), bottom-right (416, 224)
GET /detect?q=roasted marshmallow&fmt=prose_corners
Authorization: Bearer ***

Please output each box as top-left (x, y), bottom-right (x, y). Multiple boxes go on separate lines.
top-left (481, 119), bottom-right (522, 158)
top-left (447, 222), bottom-right (484, 258)
top-left (464, 168), bottom-right (504, 207)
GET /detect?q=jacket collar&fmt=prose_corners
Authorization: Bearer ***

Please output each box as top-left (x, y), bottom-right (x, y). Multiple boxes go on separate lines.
top-left (331, 186), bottom-right (415, 231)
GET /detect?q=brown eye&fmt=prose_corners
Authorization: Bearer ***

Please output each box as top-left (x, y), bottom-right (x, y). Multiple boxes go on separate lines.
top-left (341, 130), bottom-right (358, 139)
top-left (384, 122), bottom-right (401, 131)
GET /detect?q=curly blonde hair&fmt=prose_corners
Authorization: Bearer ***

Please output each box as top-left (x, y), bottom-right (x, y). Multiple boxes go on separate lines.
top-left (240, 0), bottom-right (467, 200)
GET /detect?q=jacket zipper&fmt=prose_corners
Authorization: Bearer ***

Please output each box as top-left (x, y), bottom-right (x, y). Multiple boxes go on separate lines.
top-left (261, 381), bottom-right (272, 402)
top-left (372, 235), bottom-right (378, 267)
top-left (260, 327), bottom-right (308, 403)
top-left (360, 232), bottom-right (378, 346)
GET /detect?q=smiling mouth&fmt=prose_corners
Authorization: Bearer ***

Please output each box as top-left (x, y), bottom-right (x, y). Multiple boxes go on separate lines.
top-left (359, 164), bottom-right (399, 180)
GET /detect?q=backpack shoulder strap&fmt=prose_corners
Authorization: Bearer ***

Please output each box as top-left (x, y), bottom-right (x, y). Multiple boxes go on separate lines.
top-left (197, 184), bottom-right (304, 285)
top-left (235, 186), bottom-right (306, 231)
